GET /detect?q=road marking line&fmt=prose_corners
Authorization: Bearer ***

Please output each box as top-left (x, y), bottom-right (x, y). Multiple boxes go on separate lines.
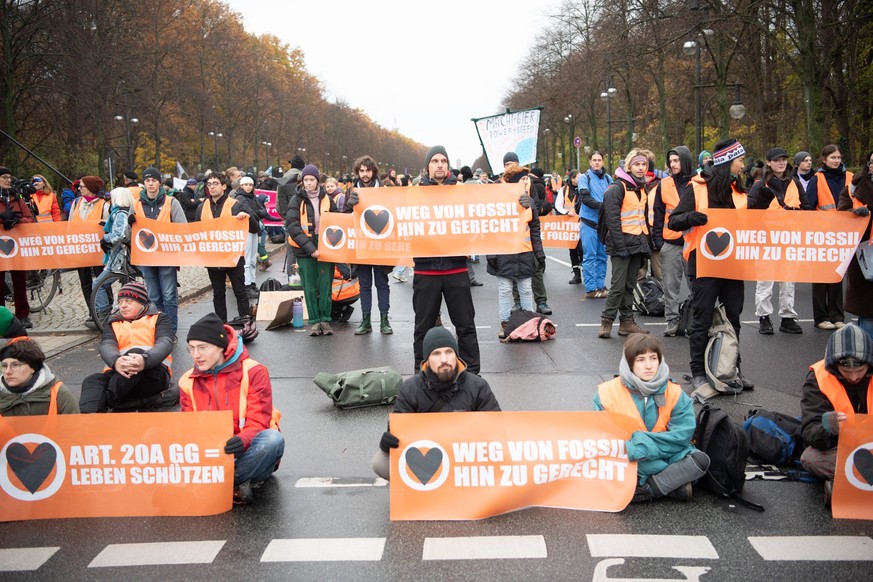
top-left (587, 534), bottom-right (718, 559)
top-left (88, 541), bottom-right (225, 568)
top-left (295, 477), bottom-right (387, 488)
top-left (0, 547), bottom-right (59, 572)
top-left (548, 256), bottom-right (572, 267)
top-left (422, 535), bottom-right (547, 560)
top-left (475, 325), bottom-right (491, 329)
top-left (575, 322), bottom-right (666, 327)
top-left (748, 536), bottom-right (873, 561)
top-left (741, 318), bottom-right (814, 324)
top-left (261, 538), bottom-right (385, 562)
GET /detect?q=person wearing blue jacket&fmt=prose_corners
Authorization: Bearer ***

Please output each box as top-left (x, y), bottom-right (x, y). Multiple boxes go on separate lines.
top-left (577, 151), bottom-right (612, 298)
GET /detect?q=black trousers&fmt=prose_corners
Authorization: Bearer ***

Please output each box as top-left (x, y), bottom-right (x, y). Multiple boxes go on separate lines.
top-left (812, 282), bottom-right (844, 324)
top-left (688, 277), bottom-right (744, 377)
top-left (569, 241), bottom-right (582, 268)
top-left (77, 266), bottom-right (102, 305)
top-left (79, 365), bottom-right (171, 413)
top-left (207, 259), bottom-right (249, 322)
top-left (413, 272), bottom-right (480, 374)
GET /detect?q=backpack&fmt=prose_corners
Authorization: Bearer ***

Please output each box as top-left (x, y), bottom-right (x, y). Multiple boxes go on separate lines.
top-left (313, 366), bottom-right (402, 409)
top-left (676, 298), bottom-right (692, 337)
top-left (703, 303), bottom-right (742, 395)
top-left (259, 278), bottom-right (284, 292)
top-left (501, 309), bottom-right (556, 343)
top-left (596, 203), bottom-right (609, 244)
top-left (632, 276), bottom-right (665, 316)
top-left (693, 404), bottom-right (764, 511)
top-left (743, 409), bottom-right (804, 465)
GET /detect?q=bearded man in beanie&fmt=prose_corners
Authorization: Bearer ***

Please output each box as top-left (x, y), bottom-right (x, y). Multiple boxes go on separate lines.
top-left (0, 166), bottom-right (35, 328)
top-left (79, 281), bottom-right (176, 413)
top-left (179, 313), bottom-right (284, 505)
top-left (372, 326), bottom-right (500, 480)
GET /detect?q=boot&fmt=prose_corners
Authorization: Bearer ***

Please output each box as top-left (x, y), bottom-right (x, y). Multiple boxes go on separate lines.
top-left (598, 317), bottom-right (614, 338)
top-left (380, 312), bottom-right (393, 335)
top-left (498, 321), bottom-right (508, 339)
top-left (568, 267), bottom-right (581, 285)
top-left (618, 318), bottom-right (650, 336)
top-left (355, 313), bottom-right (372, 335)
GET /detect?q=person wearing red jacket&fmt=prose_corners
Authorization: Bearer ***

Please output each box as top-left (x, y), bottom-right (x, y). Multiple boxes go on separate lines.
top-left (178, 313), bottom-right (284, 504)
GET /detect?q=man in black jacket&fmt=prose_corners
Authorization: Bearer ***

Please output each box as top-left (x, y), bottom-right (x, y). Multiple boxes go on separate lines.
top-left (372, 327), bottom-right (501, 480)
top-left (176, 178), bottom-right (201, 222)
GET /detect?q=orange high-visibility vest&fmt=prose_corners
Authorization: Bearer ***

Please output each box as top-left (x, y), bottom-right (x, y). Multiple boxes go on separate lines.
top-left (682, 177), bottom-right (747, 261)
top-left (597, 377), bottom-right (682, 433)
top-left (33, 193), bottom-right (58, 223)
top-left (288, 195), bottom-right (332, 248)
top-left (46, 382), bottom-right (62, 415)
top-left (107, 314), bottom-right (173, 373)
top-left (815, 171), bottom-right (853, 211)
top-left (199, 197), bottom-right (237, 221)
top-left (619, 182), bottom-right (649, 236)
top-left (658, 178), bottom-right (684, 241)
top-left (810, 360), bottom-right (873, 419)
top-left (69, 198), bottom-right (106, 223)
top-left (135, 198), bottom-right (172, 222)
top-left (765, 179), bottom-right (802, 210)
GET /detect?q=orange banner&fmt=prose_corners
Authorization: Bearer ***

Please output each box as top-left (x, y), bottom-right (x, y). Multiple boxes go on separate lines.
top-left (318, 212), bottom-right (412, 266)
top-left (696, 209), bottom-right (867, 283)
top-left (131, 216), bottom-right (245, 267)
top-left (0, 411), bottom-right (233, 521)
top-left (352, 184), bottom-right (531, 260)
top-left (540, 215), bottom-right (580, 249)
top-left (833, 414), bottom-right (873, 520)
top-left (389, 411), bottom-right (636, 520)
top-left (0, 222), bottom-right (104, 269)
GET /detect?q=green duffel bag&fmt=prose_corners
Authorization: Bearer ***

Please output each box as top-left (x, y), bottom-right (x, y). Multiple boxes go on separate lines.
top-left (313, 366), bottom-right (402, 409)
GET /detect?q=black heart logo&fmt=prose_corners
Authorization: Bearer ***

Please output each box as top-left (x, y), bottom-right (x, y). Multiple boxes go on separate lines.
top-left (363, 209), bottom-right (390, 235)
top-left (325, 227), bottom-right (344, 247)
top-left (6, 442), bottom-right (57, 494)
top-left (138, 230), bottom-right (156, 250)
top-left (705, 231), bottom-right (731, 257)
top-left (405, 447), bottom-right (443, 485)
top-left (852, 448), bottom-right (873, 486)
top-left (0, 238), bottom-right (16, 256)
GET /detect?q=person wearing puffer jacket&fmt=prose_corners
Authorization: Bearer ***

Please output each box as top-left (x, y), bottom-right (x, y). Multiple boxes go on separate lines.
top-left (0, 338), bottom-right (78, 416)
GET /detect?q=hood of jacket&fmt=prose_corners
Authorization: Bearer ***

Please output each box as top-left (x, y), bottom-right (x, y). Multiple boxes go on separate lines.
top-left (0, 364), bottom-right (56, 410)
top-left (667, 145), bottom-right (694, 180)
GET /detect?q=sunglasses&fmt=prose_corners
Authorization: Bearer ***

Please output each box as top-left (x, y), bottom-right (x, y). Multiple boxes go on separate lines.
top-left (32, 177), bottom-right (43, 182)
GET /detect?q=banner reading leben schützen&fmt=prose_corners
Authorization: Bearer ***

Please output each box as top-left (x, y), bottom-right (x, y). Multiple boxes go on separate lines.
top-left (349, 184), bottom-right (532, 262)
top-left (389, 411), bottom-right (637, 520)
top-left (0, 411), bottom-right (234, 521)
top-left (695, 209), bottom-right (868, 283)
top-left (833, 415), bottom-right (873, 521)
top-left (130, 216), bottom-right (246, 268)
top-left (0, 222), bottom-right (104, 269)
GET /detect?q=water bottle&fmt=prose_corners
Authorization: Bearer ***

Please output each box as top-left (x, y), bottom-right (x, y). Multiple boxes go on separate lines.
top-left (292, 298), bottom-right (304, 329)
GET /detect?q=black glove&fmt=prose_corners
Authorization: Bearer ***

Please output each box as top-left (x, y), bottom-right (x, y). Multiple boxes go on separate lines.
top-left (3, 218), bottom-right (18, 231)
top-left (346, 190), bottom-right (359, 208)
top-left (100, 239), bottom-right (112, 253)
top-left (128, 213), bottom-right (137, 225)
top-left (224, 435), bottom-right (245, 458)
top-left (687, 211), bottom-right (708, 226)
top-left (379, 431), bottom-right (399, 453)
top-left (537, 254), bottom-right (547, 267)
top-left (487, 257), bottom-right (498, 271)
top-left (519, 194), bottom-right (532, 209)
top-left (853, 206), bottom-right (870, 217)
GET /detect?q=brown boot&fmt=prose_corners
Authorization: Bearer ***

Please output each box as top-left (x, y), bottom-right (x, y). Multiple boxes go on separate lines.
top-left (598, 317), bottom-right (614, 338)
top-left (618, 318), bottom-right (650, 336)
top-left (498, 321), bottom-right (507, 339)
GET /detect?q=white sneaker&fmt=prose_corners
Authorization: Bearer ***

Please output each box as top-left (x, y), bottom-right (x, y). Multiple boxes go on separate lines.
top-left (816, 321), bottom-right (836, 330)
top-left (833, 321), bottom-right (846, 329)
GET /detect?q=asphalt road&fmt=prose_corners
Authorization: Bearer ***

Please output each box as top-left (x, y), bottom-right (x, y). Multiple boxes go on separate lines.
top-left (2, 250), bottom-right (871, 581)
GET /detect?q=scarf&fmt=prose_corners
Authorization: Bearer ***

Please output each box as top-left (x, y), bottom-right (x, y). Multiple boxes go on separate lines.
top-left (618, 356), bottom-right (671, 407)
top-left (424, 366), bottom-right (456, 394)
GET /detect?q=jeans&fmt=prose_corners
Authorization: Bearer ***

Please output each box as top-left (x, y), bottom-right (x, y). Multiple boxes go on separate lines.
top-left (234, 429), bottom-right (285, 485)
top-left (499, 277), bottom-right (532, 321)
top-left (90, 268), bottom-right (114, 315)
top-left (140, 265), bottom-right (178, 331)
top-left (357, 264), bottom-right (390, 313)
top-left (859, 317), bottom-right (873, 340)
top-left (581, 224), bottom-right (607, 292)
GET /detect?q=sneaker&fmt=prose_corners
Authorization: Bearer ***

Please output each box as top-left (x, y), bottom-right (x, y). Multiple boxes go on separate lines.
top-left (758, 315), bottom-right (774, 335)
top-left (19, 317), bottom-right (32, 329)
top-left (320, 321), bottom-right (333, 336)
top-left (309, 323), bottom-right (321, 336)
top-left (586, 290), bottom-right (600, 299)
top-left (631, 484), bottom-right (653, 504)
top-left (833, 321), bottom-right (846, 329)
top-left (470, 279), bottom-right (483, 287)
top-left (663, 321), bottom-right (680, 337)
top-left (816, 321), bottom-right (836, 330)
top-left (779, 318), bottom-right (803, 334)
top-left (536, 303), bottom-right (552, 315)
top-left (823, 479), bottom-right (834, 508)
top-left (691, 375), bottom-right (710, 391)
top-left (233, 480), bottom-right (254, 505)
top-left (666, 482), bottom-right (693, 502)
top-left (595, 289), bottom-right (609, 298)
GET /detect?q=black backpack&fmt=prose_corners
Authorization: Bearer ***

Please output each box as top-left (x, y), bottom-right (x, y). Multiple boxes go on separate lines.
top-left (693, 404), bottom-right (764, 511)
top-left (676, 298), bottom-right (692, 336)
top-left (743, 409), bottom-right (804, 465)
top-left (259, 278), bottom-right (284, 292)
top-left (633, 275), bottom-right (665, 316)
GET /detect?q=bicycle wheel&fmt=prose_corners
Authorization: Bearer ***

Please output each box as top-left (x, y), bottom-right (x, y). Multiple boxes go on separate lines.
top-left (89, 271), bottom-right (131, 333)
top-left (26, 269), bottom-right (61, 312)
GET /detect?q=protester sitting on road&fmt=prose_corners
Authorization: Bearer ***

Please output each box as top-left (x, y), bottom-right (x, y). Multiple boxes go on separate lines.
top-left (800, 324), bottom-right (872, 505)
top-left (179, 313), bottom-right (284, 505)
top-left (594, 334), bottom-right (709, 504)
top-left (79, 282), bottom-right (177, 413)
top-left (372, 327), bottom-right (501, 480)
top-left (0, 337), bottom-right (78, 415)
top-left (92, 187), bottom-right (134, 320)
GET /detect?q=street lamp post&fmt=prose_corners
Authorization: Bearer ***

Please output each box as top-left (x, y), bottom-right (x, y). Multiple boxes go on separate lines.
top-left (208, 131), bottom-right (223, 168)
top-left (599, 83), bottom-right (617, 174)
top-left (262, 141), bottom-right (271, 170)
top-left (543, 128), bottom-right (551, 171)
top-left (113, 114), bottom-right (139, 170)
top-left (683, 39), bottom-right (703, 156)
top-left (563, 115), bottom-right (576, 170)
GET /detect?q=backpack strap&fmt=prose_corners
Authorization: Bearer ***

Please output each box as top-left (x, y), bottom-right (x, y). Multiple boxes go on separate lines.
top-left (427, 392), bottom-right (452, 413)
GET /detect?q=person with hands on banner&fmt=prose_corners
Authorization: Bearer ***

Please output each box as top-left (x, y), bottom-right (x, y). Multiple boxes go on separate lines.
top-left (70, 176), bottom-right (111, 317)
top-left (800, 324), bottom-right (872, 504)
top-left (179, 313), bottom-right (284, 505)
top-left (594, 334), bottom-right (709, 503)
top-left (0, 337), bottom-right (79, 416)
top-left (578, 151), bottom-right (612, 299)
top-left (133, 166), bottom-right (187, 333)
top-left (372, 326), bottom-right (500, 480)
top-left (838, 149), bottom-right (873, 340)
top-left (286, 164), bottom-right (337, 336)
top-left (597, 149), bottom-right (652, 339)
top-left (0, 166), bottom-right (35, 329)
top-left (79, 281), bottom-right (177, 413)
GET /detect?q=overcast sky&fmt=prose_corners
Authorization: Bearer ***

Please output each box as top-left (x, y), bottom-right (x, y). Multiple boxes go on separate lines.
top-left (225, 0), bottom-right (555, 168)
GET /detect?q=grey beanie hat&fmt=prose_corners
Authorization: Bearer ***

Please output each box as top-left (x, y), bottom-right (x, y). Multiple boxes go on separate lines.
top-left (422, 326), bottom-right (458, 360)
top-left (794, 151), bottom-right (811, 168)
top-left (825, 324), bottom-right (873, 372)
top-left (424, 145), bottom-right (449, 169)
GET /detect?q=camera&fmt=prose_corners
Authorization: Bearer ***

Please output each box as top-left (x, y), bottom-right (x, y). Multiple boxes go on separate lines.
top-left (11, 178), bottom-right (36, 199)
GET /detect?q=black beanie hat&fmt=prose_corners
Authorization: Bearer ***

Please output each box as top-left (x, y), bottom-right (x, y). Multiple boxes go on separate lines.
top-left (503, 152), bottom-right (519, 165)
top-left (0, 167), bottom-right (12, 177)
top-left (422, 326), bottom-right (458, 360)
top-left (424, 145), bottom-right (449, 169)
top-left (530, 167), bottom-right (545, 178)
top-left (290, 155), bottom-right (306, 170)
top-left (187, 313), bottom-right (229, 350)
top-left (142, 167), bottom-right (161, 182)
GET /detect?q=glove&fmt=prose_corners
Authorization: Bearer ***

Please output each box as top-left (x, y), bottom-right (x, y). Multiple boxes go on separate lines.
top-left (537, 254), bottom-right (546, 267)
top-left (822, 411), bottom-right (841, 436)
top-left (100, 239), bottom-right (112, 253)
top-left (519, 194), bottom-right (532, 209)
top-left (687, 211), bottom-right (708, 226)
top-left (487, 258), bottom-right (498, 271)
top-left (853, 206), bottom-right (870, 217)
top-left (3, 218), bottom-right (18, 231)
top-left (784, 206), bottom-right (800, 211)
top-left (224, 435), bottom-right (245, 458)
top-left (379, 431), bottom-right (399, 453)
top-left (128, 213), bottom-right (137, 225)
top-left (346, 190), bottom-right (359, 208)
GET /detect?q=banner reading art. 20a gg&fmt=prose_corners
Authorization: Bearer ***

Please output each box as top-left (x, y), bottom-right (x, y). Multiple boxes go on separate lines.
top-left (473, 107), bottom-right (542, 175)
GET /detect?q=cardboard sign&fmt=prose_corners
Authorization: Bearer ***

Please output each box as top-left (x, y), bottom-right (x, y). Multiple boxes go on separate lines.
top-left (389, 411), bottom-right (636, 520)
top-left (131, 216), bottom-right (246, 267)
top-left (0, 411), bottom-right (234, 521)
top-left (540, 215), bottom-right (580, 249)
top-left (352, 184), bottom-right (531, 261)
top-left (832, 414), bottom-right (873, 520)
top-left (0, 222), bottom-right (104, 269)
top-left (318, 212), bottom-right (412, 267)
top-left (257, 189), bottom-right (283, 226)
top-left (696, 209), bottom-right (867, 283)
top-left (255, 290), bottom-right (307, 330)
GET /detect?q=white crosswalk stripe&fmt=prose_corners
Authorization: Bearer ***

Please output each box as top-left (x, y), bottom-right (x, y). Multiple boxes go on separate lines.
top-left (422, 535), bottom-right (547, 560)
top-left (88, 541), bottom-right (226, 568)
top-left (587, 534), bottom-right (719, 559)
top-left (261, 538), bottom-right (386, 562)
top-left (0, 547), bottom-right (59, 572)
top-left (748, 536), bottom-right (873, 561)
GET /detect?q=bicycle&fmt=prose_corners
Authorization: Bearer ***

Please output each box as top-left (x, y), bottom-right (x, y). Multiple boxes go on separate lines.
top-left (88, 249), bottom-right (142, 333)
top-left (3, 268), bottom-right (62, 312)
